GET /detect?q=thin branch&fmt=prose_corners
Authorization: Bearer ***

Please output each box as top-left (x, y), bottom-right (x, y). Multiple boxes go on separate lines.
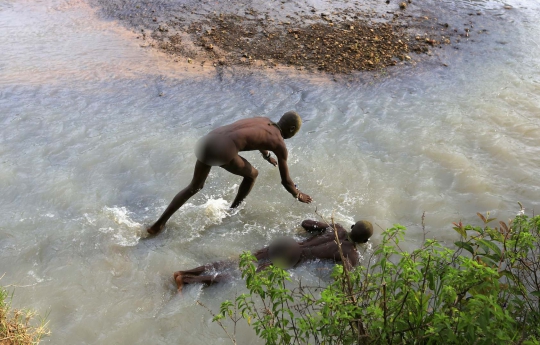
top-left (422, 211), bottom-right (427, 243)
top-left (196, 300), bottom-right (237, 345)
top-left (315, 209), bottom-right (367, 338)
top-left (390, 290), bottom-right (410, 342)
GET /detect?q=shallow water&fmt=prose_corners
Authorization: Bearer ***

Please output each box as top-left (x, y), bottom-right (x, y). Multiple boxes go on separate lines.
top-left (1, 0), bottom-right (540, 343)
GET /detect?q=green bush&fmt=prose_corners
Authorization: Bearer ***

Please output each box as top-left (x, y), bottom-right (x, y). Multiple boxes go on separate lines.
top-left (208, 207), bottom-right (540, 344)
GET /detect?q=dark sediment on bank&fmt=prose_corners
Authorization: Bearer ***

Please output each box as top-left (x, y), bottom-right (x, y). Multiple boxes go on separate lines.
top-left (92, 0), bottom-right (484, 74)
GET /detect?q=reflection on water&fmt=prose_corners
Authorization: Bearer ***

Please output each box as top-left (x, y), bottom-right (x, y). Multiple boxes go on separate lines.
top-left (1, 0), bottom-right (540, 343)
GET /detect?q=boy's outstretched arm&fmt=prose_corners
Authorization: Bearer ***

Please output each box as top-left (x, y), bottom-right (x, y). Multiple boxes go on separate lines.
top-left (275, 147), bottom-right (312, 203)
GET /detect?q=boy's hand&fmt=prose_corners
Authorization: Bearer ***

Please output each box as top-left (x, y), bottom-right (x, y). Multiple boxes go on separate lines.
top-left (266, 156), bottom-right (278, 166)
top-left (297, 192), bottom-right (313, 204)
top-left (261, 151), bottom-right (277, 166)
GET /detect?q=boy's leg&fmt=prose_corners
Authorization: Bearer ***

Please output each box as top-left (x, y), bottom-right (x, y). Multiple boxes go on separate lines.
top-left (220, 155), bottom-right (259, 208)
top-left (175, 273), bottom-right (229, 292)
top-left (147, 160), bottom-right (211, 235)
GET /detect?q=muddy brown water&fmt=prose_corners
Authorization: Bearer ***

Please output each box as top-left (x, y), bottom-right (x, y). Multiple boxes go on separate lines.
top-left (1, 0), bottom-right (539, 343)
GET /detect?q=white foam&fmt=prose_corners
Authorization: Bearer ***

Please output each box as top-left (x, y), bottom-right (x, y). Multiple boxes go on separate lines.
top-left (28, 270), bottom-right (44, 283)
top-left (163, 197), bottom-right (238, 243)
top-left (104, 206), bottom-right (142, 228)
top-left (98, 227), bottom-right (114, 234)
top-left (84, 213), bottom-right (96, 225)
top-left (103, 206), bottom-right (144, 246)
top-left (200, 198), bottom-right (231, 223)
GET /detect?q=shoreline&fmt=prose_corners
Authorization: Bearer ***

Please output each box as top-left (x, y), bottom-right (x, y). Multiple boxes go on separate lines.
top-left (90, 0), bottom-right (488, 77)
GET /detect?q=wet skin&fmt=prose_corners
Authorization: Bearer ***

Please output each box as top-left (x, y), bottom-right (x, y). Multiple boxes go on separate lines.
top-left (148, 117), bottom-right (312, 235)
top-left (174, 220), bottom-right (360, 292)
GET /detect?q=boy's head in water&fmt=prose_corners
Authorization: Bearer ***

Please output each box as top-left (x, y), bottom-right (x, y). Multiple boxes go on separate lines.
top-left (349, 220), bottom-right (373, 244)
top-left (277, 111), bottom-right (302, 139)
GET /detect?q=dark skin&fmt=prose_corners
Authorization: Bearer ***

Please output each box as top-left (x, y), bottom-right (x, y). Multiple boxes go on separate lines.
top-left (174, 220), bottom-right (359, 292)
top-left (293, 220), bottom-right (360, 269)
top-left (148, 117), bottom-right (313, 235)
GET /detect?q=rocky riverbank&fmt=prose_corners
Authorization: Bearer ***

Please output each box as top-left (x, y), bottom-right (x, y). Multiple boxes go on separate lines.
top-left (92, 0), bottom-right (487, 74)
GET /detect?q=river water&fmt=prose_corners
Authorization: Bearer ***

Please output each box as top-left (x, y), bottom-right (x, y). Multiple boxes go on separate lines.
top-left (1, 0), bottom-right (539, 343)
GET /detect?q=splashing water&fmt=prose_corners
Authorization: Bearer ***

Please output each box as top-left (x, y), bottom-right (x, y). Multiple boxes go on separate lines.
top-left (103, 206), bottom-right (144, 246)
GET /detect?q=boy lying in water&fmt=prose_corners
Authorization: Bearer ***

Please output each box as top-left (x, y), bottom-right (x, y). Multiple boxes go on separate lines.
top-left (174, 219), bottom-right (373, 292)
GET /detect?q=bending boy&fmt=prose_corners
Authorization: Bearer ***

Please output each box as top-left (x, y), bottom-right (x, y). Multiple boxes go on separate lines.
top-left (148, 112), bottom-right (313, 235)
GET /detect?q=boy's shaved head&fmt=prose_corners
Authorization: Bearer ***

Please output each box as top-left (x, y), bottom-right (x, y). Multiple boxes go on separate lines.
top-left (350, 220), bottom-right (373, 243)
top-left (277, 111), bottom-right (302, 139)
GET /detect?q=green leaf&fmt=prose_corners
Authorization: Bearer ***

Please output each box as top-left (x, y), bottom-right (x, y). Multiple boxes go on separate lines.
top-left (455, 241), bottom-right (474, 255)
top-left (485, 254), bottom-right (502, 263)
top-left (476, 239), bottom-right (502, 257)
top-left (212, 314), bottom-right (224, 322)
top-left (427, 271), bottom-right (435, 291)
top-left (453, 226), bottom-right (467, 238)
top-left (531, 291), bottom-right (540, 297)
top-left (479, 256), bottom-right (497, 268)
top-left (498, 270), bottom-right (516, 282)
